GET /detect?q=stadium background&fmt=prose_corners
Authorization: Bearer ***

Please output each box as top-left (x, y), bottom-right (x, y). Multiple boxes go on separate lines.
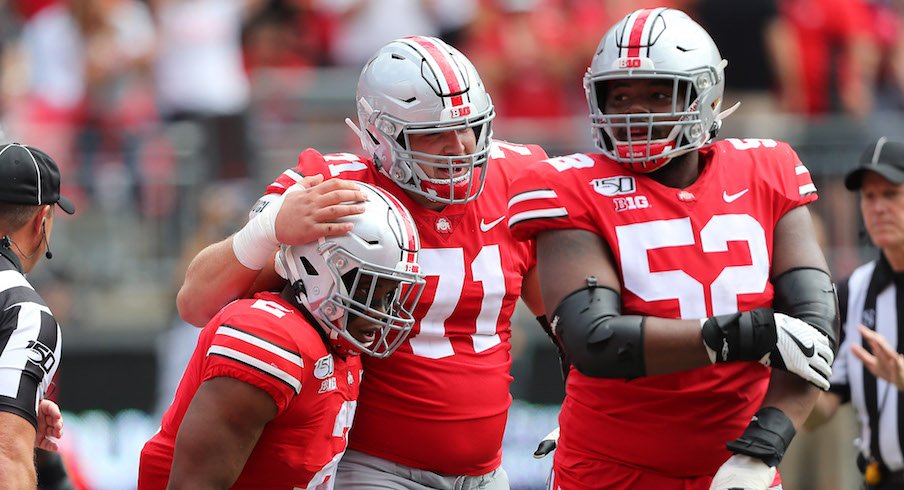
top-left (3, 0), bottom-right (900, 488)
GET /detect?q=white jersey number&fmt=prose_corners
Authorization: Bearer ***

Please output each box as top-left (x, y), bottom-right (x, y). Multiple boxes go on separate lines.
top-left (615, 215), bottom-right (769, 318)
top-left (408, 246), bottom-right (505, 359)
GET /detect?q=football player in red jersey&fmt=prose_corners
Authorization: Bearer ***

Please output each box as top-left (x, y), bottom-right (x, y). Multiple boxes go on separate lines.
top-left (138, 182), bottom-right (425, 489)
top-left (508, 8), bottom-right (840, 490)
top-left (175, 36), bottom-right (547, 488)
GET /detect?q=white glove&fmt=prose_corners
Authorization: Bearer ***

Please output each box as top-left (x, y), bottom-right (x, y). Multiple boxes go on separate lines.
top-left (533, 427), bottom-right (559, 459)
top-left (765, 313), bottom-right (834, 390)
top-left (709, 454), bottom-right (776, 490)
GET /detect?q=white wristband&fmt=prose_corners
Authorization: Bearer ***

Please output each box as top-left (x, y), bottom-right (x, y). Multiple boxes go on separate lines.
top-left (232, 194), bottom-right (284, 270)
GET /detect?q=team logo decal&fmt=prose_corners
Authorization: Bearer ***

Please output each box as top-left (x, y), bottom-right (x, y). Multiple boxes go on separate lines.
top-left (591, 176), bottom-right (636, 197)
top-left (436, 217), bottom-right (452, 234)
top-left (314, 355), bottom-right (334, 380)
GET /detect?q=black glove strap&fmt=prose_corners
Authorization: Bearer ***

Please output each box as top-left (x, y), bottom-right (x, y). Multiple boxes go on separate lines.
top-left (726, 407), bottom-right (797, 467)
top-left (701, 308), bottom-right (777, 362)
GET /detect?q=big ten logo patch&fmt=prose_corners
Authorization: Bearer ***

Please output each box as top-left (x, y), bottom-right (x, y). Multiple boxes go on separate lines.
top-left (449, 106), bottom-right (472, 118)
top-left (613, 195), bottom-right (650, 212)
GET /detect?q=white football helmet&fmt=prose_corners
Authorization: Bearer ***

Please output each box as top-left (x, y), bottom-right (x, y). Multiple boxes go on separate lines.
top-left (585, 8), bottom-right (736, 173)
top-left (349, 36), bottom-right (495, 204)
top-left (275, 182), bottom-right (426, 358)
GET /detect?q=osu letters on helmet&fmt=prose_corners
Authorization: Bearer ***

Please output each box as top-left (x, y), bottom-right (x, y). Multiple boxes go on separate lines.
top-left (276, 182), bottom-right (426, 358)
top-left (351, 36), bottom-right (495, 204)
top-left (585, 7), bottom-right (737, 173)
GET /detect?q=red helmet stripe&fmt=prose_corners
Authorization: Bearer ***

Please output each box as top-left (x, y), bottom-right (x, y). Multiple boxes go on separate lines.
top-left (406, 36), bottom-right (465, 107)
top-left (626, 9), bottom-right (654, 58)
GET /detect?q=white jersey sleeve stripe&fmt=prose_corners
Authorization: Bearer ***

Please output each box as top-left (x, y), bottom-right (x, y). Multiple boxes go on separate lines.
top-left (214, 326), bottom-right (303, 367)
top-left (799, 183), bottom-right (817, 195)
top-left (507, 189), bottom-right (558, 208)
top-left (509, 208), bottom-right (569, 228)
top-left (207, 345), bottom-right (302, 393)
top-left (795, 164), bottom-right (809, 175)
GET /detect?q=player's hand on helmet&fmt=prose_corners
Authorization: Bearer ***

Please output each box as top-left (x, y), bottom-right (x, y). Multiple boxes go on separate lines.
top-left (533, 427), bottom-right (559, 459)
top-left (767, 313), bottom-right (834, 391)
top-left (274, 177), bottom-right (367, 245)
top-left (709, 454), bottom-right (776, 490)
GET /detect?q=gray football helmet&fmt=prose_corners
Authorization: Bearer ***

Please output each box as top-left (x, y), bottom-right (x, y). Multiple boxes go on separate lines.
top-left (349, 36), bottom-right (495, 204)
top-left (275, 182), bottom-right (426, 358)
top-left (585, 8), bottom-right (736, 173)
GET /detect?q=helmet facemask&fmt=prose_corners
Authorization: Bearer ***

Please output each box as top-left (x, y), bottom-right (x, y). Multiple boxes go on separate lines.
top-left (358, 97), bottom-right (495, 205)
top-left (274, 181), bottom-right (425, 358)
top-left (586, 67), bottom-right (723, 173)
top-left (585, 8), bottom-right (737, 174)
top-left (348, 36), bottom-right (496, 205)
top-left (311, 245), bottom-right (425, 358)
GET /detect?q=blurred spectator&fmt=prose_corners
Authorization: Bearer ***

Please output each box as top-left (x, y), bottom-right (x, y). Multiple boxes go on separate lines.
top-left (779, 0), bottom-right (878, 118)
top-left (695, 0), bottom-right (798, 138)
top-left (464, 0), bottom-right (577, 120)
top-left (242, 0), bottom-right (333, 70)
top-left (150, 0), bottom-right (265, 181)
top-left (75, 0), bottom-right (157, 208)
top-left (865, 0), bottom-right (904, 110)
top-left (13, 1), bottom-right (85, 201)
top-left (313, 0), bottom-right (439, 66)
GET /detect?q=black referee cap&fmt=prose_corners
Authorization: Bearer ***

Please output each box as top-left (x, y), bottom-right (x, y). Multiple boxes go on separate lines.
top-left (0, 143), bottom-right (75, 214)
top-left (845, 137), bottom-right (904, 191)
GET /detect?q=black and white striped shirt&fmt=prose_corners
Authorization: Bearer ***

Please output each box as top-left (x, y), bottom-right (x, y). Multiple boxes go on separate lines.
top-left (831, 254), bottom-right (904, 471)
top-left (0, 245), bottom-right (61, 427)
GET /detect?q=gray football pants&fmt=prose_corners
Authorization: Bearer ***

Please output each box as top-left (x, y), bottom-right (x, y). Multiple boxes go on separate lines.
top-left (335, 449), bottom-right (509, 490)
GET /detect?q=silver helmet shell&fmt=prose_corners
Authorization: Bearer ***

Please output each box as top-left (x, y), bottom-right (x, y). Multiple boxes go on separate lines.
top-left (275, 182), bottom-right (425, 358)
top-left (585, 8), bottom-right (727, 173)
top-left (353, 36), bottom-right (495, 204)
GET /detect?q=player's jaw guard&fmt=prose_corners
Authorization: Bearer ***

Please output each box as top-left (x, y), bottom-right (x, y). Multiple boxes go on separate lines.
top-left (551, 285), bottom-right (646, 379)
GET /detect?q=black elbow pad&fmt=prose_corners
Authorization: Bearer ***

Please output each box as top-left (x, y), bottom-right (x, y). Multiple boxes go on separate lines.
top-left (551, 286), bottom-right (645, 378)
top-left (772, 268), bottom-right (840, 353)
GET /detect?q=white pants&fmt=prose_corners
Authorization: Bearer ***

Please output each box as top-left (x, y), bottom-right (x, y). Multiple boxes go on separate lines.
top-left (335, 449), bottom-right (510, 490)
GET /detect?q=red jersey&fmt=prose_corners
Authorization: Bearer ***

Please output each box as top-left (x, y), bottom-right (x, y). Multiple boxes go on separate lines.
top-left (260, 141), bottom-right (547, 475)
top-left (138, 292), bottom-right (362, 489)
top-left (507, 139), bottom-right (817, 483)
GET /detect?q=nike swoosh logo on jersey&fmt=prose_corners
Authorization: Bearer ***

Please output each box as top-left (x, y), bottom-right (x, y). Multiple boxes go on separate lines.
top-left (723, 189), bottom-right (749, 203)
top-left (480, 216), bottom-right (506, 232)
top-left (783, 327), bottom-right (815, 357)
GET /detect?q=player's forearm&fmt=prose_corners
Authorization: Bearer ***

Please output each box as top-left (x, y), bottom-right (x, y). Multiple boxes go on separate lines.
top-left (177, 236), bottom-right (267, 327)
top-left (761, 369), bottom-right (821, 431)
top-left (643, 317), bottom-right (713, 375)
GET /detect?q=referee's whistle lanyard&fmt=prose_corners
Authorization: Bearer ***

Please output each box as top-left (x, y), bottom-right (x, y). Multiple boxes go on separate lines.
top-left (860, 257), bottom-right (897, 489)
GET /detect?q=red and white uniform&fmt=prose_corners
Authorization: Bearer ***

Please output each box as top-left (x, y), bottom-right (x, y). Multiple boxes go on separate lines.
top-left (508, 139), bottom-right (817, 488)
top-left (260, 141), bottom-right (545, 475)
top-left (138, 292), bottom-right (361, 489)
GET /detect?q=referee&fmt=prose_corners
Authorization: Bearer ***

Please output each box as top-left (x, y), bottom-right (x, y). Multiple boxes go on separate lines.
top-left (807, 137), bottom-right (904, 490)
top-left (0, 143), bottom-right (74, 488)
